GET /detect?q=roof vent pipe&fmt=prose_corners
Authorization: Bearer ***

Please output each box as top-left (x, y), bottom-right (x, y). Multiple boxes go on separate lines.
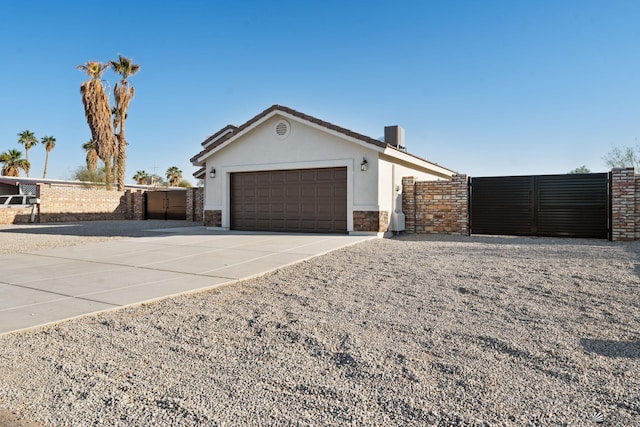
top-left (384, 125), bottom-right (406, 151)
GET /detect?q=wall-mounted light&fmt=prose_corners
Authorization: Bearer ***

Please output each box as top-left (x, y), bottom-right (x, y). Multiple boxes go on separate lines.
top-left (209, 167), bottom-right (216, 178)
top-left (360, 158), bottom-right (368, 172)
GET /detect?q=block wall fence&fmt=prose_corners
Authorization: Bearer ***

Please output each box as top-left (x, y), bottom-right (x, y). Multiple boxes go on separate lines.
top-left (0, 185), bottom-right (204, 225)
top-left (402, 168), bottom-right (639, 241)
top-left (1, 171), bottom-right (638, 242)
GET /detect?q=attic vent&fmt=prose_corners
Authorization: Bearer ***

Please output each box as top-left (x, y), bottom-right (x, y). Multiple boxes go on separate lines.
top-left (275, 119), bottom-right (290, 139)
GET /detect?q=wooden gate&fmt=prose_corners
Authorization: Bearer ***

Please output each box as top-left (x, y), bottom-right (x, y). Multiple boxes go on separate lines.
top-left (145, 191), bottom-right (187, 220)
top-left (469, 173), bottom-right (610, 239)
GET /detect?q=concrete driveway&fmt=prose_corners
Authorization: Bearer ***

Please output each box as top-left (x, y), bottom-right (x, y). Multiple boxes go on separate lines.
top-left (0, 226), bottom-right (374, 335)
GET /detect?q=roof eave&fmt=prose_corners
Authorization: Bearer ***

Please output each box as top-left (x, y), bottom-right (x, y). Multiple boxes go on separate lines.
top-left (383, 146), bottom-right (457, 178)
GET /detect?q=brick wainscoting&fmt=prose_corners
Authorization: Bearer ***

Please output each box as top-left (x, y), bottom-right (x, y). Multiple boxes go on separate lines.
top-left (353, 210), bottom-right (389, 233)
top-left (204, 210), bottom-right (222, 227)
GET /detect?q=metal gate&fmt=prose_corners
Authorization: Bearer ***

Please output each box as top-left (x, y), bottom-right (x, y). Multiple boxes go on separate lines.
top-left (145, 191), bottom-right (187, 220)
top-left (469, 173), bottom-right (610, 239)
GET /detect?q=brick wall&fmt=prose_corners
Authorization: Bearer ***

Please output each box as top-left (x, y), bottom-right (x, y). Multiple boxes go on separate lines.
top-left (353, 210), bottom-right (389, 233)
top-left (124, 190), bottom-right (145, 220)
top-left (36, 185), bottom-right (129, 222)
top-left (0, 185), bottom-right (147, 224)
top-left (402, 175), bottom-right (469, 235)
top-left (0, 207), bottom-right (35, 224)
top-left (186, 187), bottom-right (204, 223)
top-left (611, 168), bottom-right (635, 241)
top-left (204, 210), bottom-right (222, 227)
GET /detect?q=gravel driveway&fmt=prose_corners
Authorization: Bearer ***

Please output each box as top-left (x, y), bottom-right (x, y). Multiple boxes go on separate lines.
top-left (0, 222), bottom-right (638, 426)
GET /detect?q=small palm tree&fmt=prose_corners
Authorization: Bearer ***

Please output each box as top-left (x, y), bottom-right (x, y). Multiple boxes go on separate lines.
top-left (133, 170), bottom-right (149, 185)
top-left (17, 130), bottom-right (38, 177)
top-left (109, 55), bottom-right (140, 191)
top-left (0, 149), bottom-right (30, 177)
top-left (82, 139), bottom-right (99, 173)
top-left (166, 166), bottom-right (182, 187)
top-left (77, 61), bottom-right (115, 190)
top-left (41, 135), bottom-right (56, 178)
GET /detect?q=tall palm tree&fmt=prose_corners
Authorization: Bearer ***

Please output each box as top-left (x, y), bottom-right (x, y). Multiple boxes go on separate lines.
top-left (41, 135), bottom-right (56, 178)
top-left (166, 166), bottom-right (182, 187)
top-left (82, 139), bottom-right (99, 173)
top-left (17, 130), bottom-right (38, 177)
top-left (109, 55), bottom-right (140, 191)
top-left (77, 61), bottom-right (115, 190)
top-left (133, 170), bottom-right (149, 185)
top-left (0, 149), bottom-right (30, 177)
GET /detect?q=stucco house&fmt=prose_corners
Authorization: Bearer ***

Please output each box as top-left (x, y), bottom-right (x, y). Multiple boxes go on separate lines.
top-left (190, 105), bottom-right (456, 235)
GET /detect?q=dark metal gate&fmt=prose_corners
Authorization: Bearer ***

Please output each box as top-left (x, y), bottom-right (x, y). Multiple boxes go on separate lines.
top-left (145, 191), bottom-right (187, 220)
top-left (469, 173), bottom-right (610, 239)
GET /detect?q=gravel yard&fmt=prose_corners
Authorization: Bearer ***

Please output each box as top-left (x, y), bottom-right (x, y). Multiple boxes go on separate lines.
top-left (0, 223), bottom-right (639, 426)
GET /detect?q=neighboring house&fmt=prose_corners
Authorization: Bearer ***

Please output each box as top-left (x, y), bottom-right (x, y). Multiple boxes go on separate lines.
top-left (0, 177), bottom-right (39, 196)
top-left (190, 105), bottom-right (457, 235)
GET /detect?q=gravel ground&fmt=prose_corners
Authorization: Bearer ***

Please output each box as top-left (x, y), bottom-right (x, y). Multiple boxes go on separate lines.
top-left (0, 220), bottom-right (202, 255)
top-left (0, 222), bottom-right (639, 426)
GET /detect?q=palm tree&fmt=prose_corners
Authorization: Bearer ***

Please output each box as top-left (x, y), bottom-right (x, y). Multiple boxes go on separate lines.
top-left (77, 61), bottom-right (115, 190)
top-left (82, 139), bottom-right (99, 173)
top-left (17, 130), bottom-right (38, 177)
top-left (166, 166), bottom-right (182, 187)
top-left (0, 149), bottom-right (30, 177)
top-left (41, 135), bottom-right (56, 178)
top-left (133, 170), bottom-right (149, 185)
top-left (109, 55), bottom-right (140, 191)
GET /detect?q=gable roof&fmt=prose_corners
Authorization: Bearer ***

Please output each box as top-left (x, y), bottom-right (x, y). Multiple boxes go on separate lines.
top-left (190, 104), bottom-right (456, 176)
top-left (191, 104), bottom-right (388, 165)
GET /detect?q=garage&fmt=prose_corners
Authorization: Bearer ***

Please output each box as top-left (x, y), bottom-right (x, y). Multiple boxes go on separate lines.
top-left (230, 167), bottom-right (347, 233)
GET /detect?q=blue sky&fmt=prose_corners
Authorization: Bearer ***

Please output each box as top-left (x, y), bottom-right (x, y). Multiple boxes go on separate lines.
top-left (1, 1), bottom-right (638, 183)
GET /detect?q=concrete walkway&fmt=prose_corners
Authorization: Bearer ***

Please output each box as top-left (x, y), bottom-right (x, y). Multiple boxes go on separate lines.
top-left (0, 227), bottom-right (374, 336)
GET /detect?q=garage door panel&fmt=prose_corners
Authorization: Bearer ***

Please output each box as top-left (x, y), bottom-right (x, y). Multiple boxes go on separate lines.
top-left (301, 187), bottom-right (315, 197)
top-left (300, 170), bottom-right (315, 181)
top-left (231, 167), bottom-right (347, 233)
top-left (286, 186), bottom-right (300, 197)
top-left (285, 171), bottom-right (300, 181)
top-left (316, 169), bottom-right (335, 181)
top-left (301, 203), bottom-right (316, 214)
top-left (316, 184), bottom-right (333, 197)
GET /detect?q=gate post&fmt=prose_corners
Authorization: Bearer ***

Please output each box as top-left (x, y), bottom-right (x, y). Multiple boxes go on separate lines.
top-left (611, 168), bottom-right (635, 241)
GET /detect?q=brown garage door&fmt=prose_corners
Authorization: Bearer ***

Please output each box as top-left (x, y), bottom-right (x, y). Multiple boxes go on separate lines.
top-left (231, 167), bottom-right (347, 233)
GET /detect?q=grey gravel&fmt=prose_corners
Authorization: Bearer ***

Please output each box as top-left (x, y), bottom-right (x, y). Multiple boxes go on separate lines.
top-left (0, 225), bottom-right (639, 426)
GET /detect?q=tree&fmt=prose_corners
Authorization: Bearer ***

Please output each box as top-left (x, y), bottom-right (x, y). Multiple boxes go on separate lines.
top-left (178, 179), bottom-right (192, 188)
top-left (603, 145), bottom-right (640, 170)
top-left (568, 165), bottom-right (591, 174)
top-left (17, 130), bottom-right (38, 177)
top-left (133, 170), bottom-right (149, 185)
top-left (109, 55), bottom-right (140, 191)
top-left (77, 61), bottom-right (116, 190)
top-left (0, 149), bottom-right (30, 177)
top-left (72, 165), bottom-right (106, 188)
top-left (82, 139), bottom-right (99, 173)
top-left (166, 166), bottom-right (182, 187)
top-left (41, 135), bottom-right (56, 178)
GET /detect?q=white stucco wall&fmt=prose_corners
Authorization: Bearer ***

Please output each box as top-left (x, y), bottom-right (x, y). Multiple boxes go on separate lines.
top-left (202, 114), bottom-right (382, 230)
top-left (378, 154), bottom-right (452, 230)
